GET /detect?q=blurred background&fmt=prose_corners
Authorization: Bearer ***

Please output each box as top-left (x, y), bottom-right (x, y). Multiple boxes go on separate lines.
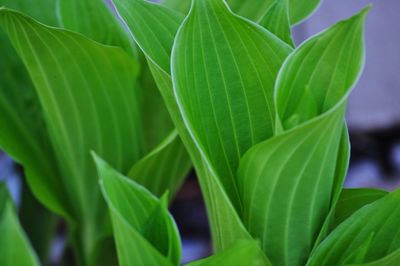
top-left (0, 0), bottom-right (399, 264)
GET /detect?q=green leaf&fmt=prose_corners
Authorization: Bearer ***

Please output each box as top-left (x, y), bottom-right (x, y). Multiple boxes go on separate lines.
top-left (289, 0), bottom-right (321, 25)
top-left (308, 190), bottom-right (400, 265)
top-left (226, 0), bottom-right (275, 22)
top-left (0, 184), bottom-right (39, 266)
top-left (172, 0), bottom-right (292, 210)
top-left (163, 0), bottom-right (192, 14)
top-left (0, 0), bottom-right (58, 26)
top-left (237, 7), bottom-right (369, 266)
top-left (113, 0), bottom-right (184, 73)
top-left (57, 0), bottom-right (136, 56)
top-left (185, 240), bottom-right (272, 266)
top-left (0, 12), bottom-right (69, 219)
top-left (139, 60), bottom-right (175, 152)
top-left (332, 188), bottom-right (388, 229)
top-left (347, 248), bottom-right (400, 266)
top-left (238, 104), bottom-right (346, 266)
top-left (93, 154), bottom-right (180, 266)
top-left (259, 0), bottom-right (294, 46)
top-left (114, 0), bottom-right (254, 251)
top-left (128, 130), bottom-right (191, 201)
top-left (0, 8), bottom-right (144, 262)
top-left (275, 7), bottom-right (369, 130)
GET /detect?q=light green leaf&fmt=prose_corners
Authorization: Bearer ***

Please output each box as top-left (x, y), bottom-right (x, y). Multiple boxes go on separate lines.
top-left (333, 188), bottom-right (388, 229)
top-left (93, 154), bottom-right (180, 266)
top-left (0, 8), bottom-right (143, 262)
top-left (114, 0), bottom-right (253, 251)
top-left (186, 240), bottom-right (271, 266)
top-left (308, 190), bottom-right (400, 265)
top-left (238, 104), bottom-right (346, 266)
top-left (275, 7), bottom-right (369, 130)
top-left (172, 0), bottom-right (292, 210)
top-left (163, 0), bottom-right (192, 14)
top-left (0, 184), bottom-right (39, 266)
top-left (57, 0), bottom-right (136, 56)
top-left (128, 130), bottom-right (191, 201)
top-left (113, 0), bottom-right (184, 73)
top-left (237, 7), bottom-right (369, 266)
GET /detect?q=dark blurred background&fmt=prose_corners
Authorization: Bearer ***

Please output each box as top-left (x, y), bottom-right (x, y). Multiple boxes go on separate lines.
top-left (0, 0), bottom-right (399, 264)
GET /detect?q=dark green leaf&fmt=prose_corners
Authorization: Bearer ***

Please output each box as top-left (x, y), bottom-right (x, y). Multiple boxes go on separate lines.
top-left (128, 130), bottom-right (191, 201)
top-left (308, 190), bottom-right (400, 265)
top-left (332, 188), bottom-right (388, 229)
top-left (94, 154), bottom-right (180, 266)
top-left (0, 185), bottom-right (39, 266)
top-left (186, 240), bottom-right (271, 266)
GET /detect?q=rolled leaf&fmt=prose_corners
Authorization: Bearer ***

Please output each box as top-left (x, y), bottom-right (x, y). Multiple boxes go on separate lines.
top-left (94, 154), bottom-right (180, 266)
top-left (238, 7), bottom-right (369, 266)
top-left (113, 0), bottom-right (253, 251)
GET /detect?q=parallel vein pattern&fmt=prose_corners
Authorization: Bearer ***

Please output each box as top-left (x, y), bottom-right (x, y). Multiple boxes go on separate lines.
top-left (172, 0), bottom-right (291, 209)
top-left (0, 9), bottom-right (143, 262)
top-left (237, 7), bottom-right (369, 266)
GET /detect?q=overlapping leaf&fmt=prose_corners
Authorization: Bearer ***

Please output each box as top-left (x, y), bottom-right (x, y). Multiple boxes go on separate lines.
top-left (237, 8), bottom-right (369, 266)
top-left (332, 188), bottom-right (388, 229)
top-left (94, 154), bottom-right (180, 266)
top-left (0, 8), bottom-right (144, 263)
top-left (172, 0), bottom-right (292, 210)
top-left (0, 184), bottom-right (39, 266)
top-left (112, 0), bottom-right (253, 251)
top-left (186, 240), bottom-right (271, 266)
top-left (308, 189), bottom-right (400, 265)
top-left (128, 130), bottom-right (191, 201)
top-left (57, 0), bottom-right (136, 56)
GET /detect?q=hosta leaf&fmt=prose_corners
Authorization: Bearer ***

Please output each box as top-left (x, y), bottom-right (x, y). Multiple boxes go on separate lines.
top-left (163, 0), bottom-right (192, 14)
top-left (238, 105), bottom-right (345, 266)
top-left (308, 190), bottom-right (400, 265)
top-left (113, 0), bottom-right (253, 251)
top-left (226, 0), bottom-right (275, 22)
top-left (333, 188), bottom-right (388, 229)
top-left (57, 0), bottom-right (136, 56)
top-left (112, 0), bottom-right (184, 73)
top-left (0, 6), bottom-right (68, 217)
top-left (238, 8), bottom-right (369, 266)
top-left (94, 154), bottom-right (180, 266)
top-left (0, 184), bottom-right (39, 266)
top-left (172, 0), bottom-right (291, 209)
top-left (289, 0), bottom-right (321, 25)
top-left (275, 7), bottom-right (369, 130)
top-left (128, 130), bottom-right (191, 201)
top-left (259, 0), bottom-right (294, 46)
top-left (348, 248), bottom-right (400, 266)
top-left (0, 8), bottom-right (143, 261)
top-left (139, 60), bottom-right (175, 152)
top-left (0, 0), bottom-right (58, 26)
top-left (185, 240), bottom-right (271, 266)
